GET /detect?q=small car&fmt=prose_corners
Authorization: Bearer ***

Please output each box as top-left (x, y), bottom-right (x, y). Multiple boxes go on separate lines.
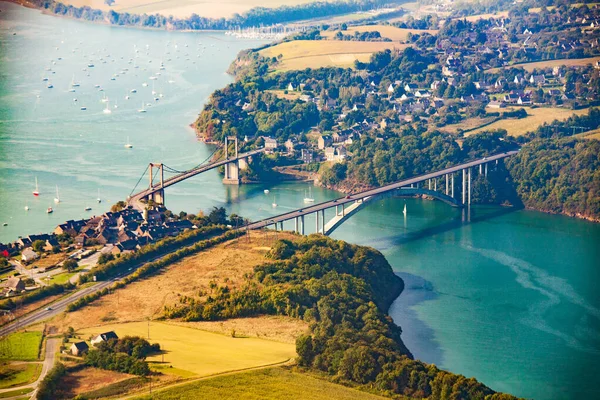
top-left (45, 307), bottom-right (52, 311)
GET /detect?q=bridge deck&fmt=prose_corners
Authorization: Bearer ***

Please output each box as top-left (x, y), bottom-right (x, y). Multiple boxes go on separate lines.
top-left (129, 148), bottom-right (265, 206)
top-left (244, 151), bottom-right (518, 230)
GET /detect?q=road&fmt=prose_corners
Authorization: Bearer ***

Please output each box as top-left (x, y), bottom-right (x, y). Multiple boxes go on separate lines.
top-left (244, 151), bottom-right (518, 230)
top-left (0, 338), bottom-right (59, 399)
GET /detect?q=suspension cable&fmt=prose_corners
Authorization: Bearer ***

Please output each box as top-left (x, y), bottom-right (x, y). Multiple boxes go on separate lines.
top-left (129, 165), bottom-right (149, 197)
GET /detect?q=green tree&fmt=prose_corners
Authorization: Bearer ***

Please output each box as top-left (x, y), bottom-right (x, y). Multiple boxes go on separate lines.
top-left (32, 240), bottom-right (45, 253)
top-left (63, 259), bottom-right (78, 272)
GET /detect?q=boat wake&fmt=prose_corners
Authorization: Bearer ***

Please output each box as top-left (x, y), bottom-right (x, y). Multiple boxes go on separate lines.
top-left (463, 244), bottom-right (600, 355)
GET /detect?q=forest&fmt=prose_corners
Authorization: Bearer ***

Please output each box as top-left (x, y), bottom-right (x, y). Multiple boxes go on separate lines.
top-left (162, 235), bottom-right (519, 399)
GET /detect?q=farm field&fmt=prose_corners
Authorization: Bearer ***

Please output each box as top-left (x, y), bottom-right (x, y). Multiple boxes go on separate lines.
top-left (438, 116), bottom-right (499, 135)
top-left (320, 25), bottom-right (438, 41)
top-left (132, 366), bottom-right (388, 400)
top-left (0, 362), bottom-right (41, 389)
top-left (465, 107), bottom-right (591, 137)
top-left (576, 128), bottom-right (600, 140)
top-left (79, 321), bottom-right (296, 377)
top-left (52, 232), bottom-right (306, 341)
top-left (461, 11), bottom-right (510, 21)
top-left (260, 40), bottom-right (408, 71)
top-left (487, 56), bottom-right (600, 73)
top-left (0, 330), bottom-right (42, 361)
top-left (55, 0), bottom-right (321, 19)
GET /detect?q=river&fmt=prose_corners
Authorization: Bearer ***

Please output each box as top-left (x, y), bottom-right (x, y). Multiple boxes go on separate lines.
top-left (1, 3), bottom-right (600, 399)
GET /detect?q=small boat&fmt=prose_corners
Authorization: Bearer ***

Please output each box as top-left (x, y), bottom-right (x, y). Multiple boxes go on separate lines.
top-left (264, 189), bottom-right (269, 194)
top-left (94, 84), bottom-right (101, 88)
top-left (85, 206), bottom-right (92, 211)
top-left (403, 204), bottom-right (407, 216)
top-left (138, 103), bottom-right (146, 113)
top-left (103, 100), bottom-right (112, 114)
top-left (80, 106), bottom-right (87, 111)
top-left (97, 189), bottom-right (101, 203)
top-left (25, 202), bottom-right (29, 211)
top-left (124, 136), bottom-right (133, 148)
top-left (125, 95), bottom-right (130, 100)
top-left (101, 94), bottom-right (108, 103)
top-left (42, 77), bottom-right (49, 81)
top-left (87, 63), bottom-right (94, 67)
top-left (303, 187), bottom-right (314, 203)
top-left (33, 177), bottom-right (39, 196)
top-left (47, 83), bottom-right (53, 89)
top-left (142, 82), bottom-right (148, 87)
top-left (272, 195), bottom-right (277, 208)
top-left (46, 207), bottom-right (53, 214)
top-left (54, 185), bottom-right (60, 203)
top-left (130, 89), bottom-right (137, 93)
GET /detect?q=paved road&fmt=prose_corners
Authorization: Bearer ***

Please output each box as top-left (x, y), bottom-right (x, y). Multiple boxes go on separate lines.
top-left (244, 151), bottom-right (518, 230)
top-left (0, 338), bottom-right (59, 398)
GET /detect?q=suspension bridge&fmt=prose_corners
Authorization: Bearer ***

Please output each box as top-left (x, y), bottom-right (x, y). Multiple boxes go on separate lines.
top-left (127, 136), bottom-right (264, 210)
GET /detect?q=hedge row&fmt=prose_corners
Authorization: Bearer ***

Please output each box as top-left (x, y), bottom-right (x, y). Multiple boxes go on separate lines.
top-left (66, 229), bottom-right (241, 312)
top-left (0, 282), bottom-right (74, 312)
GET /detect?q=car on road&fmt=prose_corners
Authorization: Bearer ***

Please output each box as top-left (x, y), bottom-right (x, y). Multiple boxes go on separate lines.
top-left (345, 195), bottom-right (352, 199)
top-left (45, 307), bottom-right (52, 311)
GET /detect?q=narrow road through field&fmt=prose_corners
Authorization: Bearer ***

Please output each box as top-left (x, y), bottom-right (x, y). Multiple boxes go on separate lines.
top-left (0, 337), bottom-right (59, 396)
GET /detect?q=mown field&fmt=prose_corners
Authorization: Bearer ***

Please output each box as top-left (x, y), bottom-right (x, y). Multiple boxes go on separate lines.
top-left (132, 367), bottom-right (388, 400)
top-left (0, 330), bottom-right (42, 361)
top-left (320, 25), bottom-right (438, 41)
top-left (487, 56), bottom-right (600, 72)
top-left (56, 0), bottom-right (322, 19)
top-left (79, 321), bottom-right (296, 377)
top-left (0, 362), bottom-right (41, 389)
top-left (461, 11), bottom-right (510, 21)
top-left (576, 127), bottom-right (600, 140)
top-left (465, 107), bottom-right (591, 137)
top-left (260, 40), bottom-right (408, 71)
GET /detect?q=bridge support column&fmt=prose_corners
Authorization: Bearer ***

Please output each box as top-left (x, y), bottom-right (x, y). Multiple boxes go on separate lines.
top-left (315, 212), bottom-right (319, 233)
top-left (321, 209), bottom-right (325, 233)
top-left (462, 169), bottom-right (466, 205)
top-left (445, 174), bottom-right (449, 195)
top-left (468, 167), bottom-right (472, 205)
top-left (479, 164), bottom-right (482, 174)
top-left (428, 179), bottom-right (431, 190)
top-left (434, 179), bottom-right (437, 191)
top-left (279, 221), bottom-right (284, 231)
top-left (295, 217), bottom-right (298, 233)
top-left (485, 163), bottom-right (488, 177)
top-left (301, 215), bottom-right (305, 235)
top-left (223, 161), bottom-right (240, 185)
top-left (452, 174), bottom-right (455, 198)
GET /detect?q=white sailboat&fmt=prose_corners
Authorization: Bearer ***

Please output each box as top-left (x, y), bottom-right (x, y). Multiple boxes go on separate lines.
top-left (103, 99), bottom-right (112, 114)
top-left (24, 201), bottom-right (29, 211)
top-left (303, 186), bottom-right (314, 203)
top-left (138, 102), bottom-right (146, 113)
top-left (97, 189), bottom-right (102, 203)
top-left (124, 136), bottom-right (133, 148)
top-left (264, 189), bottom-right (270, 194)
top-left (54, 185), bottom-right (60, 203)
top-left (272, 195), bottom-right (277, 208)
top-left (33, 177), bottom-right (39, 196)
top-left (403, 204), bottom-right (407, 216)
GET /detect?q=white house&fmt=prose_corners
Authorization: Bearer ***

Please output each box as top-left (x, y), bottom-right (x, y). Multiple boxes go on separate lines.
top-left (21, 248), bottom-right (39, 263)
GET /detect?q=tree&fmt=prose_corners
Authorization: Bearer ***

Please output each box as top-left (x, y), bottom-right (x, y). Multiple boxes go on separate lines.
top-left (63, 259), bottom-right (78, 272)
top-left (208, 207), bottom-right (227, 225)
top-left (111, 201), bottom-right (127, 212)
top-left (98, 253), bottom-right (115, 265)
top-left (32, 240), bottom-right (45, 253)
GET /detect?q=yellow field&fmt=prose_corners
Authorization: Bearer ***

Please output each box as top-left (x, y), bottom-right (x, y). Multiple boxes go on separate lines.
top-left (576, 128), bottom-right (600, 140)
top-left (132, 367), bottom-right (388, 400)
top-left (57, 0), bottom-right (321, 19)
top-left (260, 40), bottom-right (408, 71)
top-left (79, 321), bottom-right (296, 377)
top-left (321, 25), bottom-right (438, 41)
top-left (466, 107), bottom-right (591, 137)
top-left (487, 56), bottom-right (600, 73)
top-left (438, 116), bottom-right (498, 135)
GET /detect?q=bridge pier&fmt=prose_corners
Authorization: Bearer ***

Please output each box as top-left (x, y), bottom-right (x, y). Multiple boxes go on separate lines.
top-left (468, 167), bottom-right (472, 205)
top-left (462, 169), bottom-right (466, 205)
top-left (445, 174), bottom-right (449, 195)
top-left (223, 136), bottom-right (241, 185)
top-left (301, 215), bottom-right (305, 235)
top-left (315, 211), bottom-right (319, 233)
top-left (452, 173), bottom-right (454, 198)
top-left (485, 163), bottom-right (488, 177)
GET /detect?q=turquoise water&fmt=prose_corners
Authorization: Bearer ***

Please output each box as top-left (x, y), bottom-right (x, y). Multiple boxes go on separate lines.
top-left (2, 3), bottom-right (600, 399)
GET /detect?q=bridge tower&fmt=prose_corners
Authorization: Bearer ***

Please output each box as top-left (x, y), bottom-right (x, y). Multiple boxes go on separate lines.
top-left (223, 136), bottom-right (241, 185)
top-left (148, 163), bottom-right (165, 205)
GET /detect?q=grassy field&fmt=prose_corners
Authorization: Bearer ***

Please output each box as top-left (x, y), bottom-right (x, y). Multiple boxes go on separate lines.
top-left (0, 331), bottom-right (42, 361)
top-left (132, 367), bottom-right (387, 400)
top-left (465, 107), bottom-right (591, 137)
top-left (576, 128), bottom-right (600, 140)
top-left (487, 56), bottom-right (600, 73)
top-left (56, 0), bottom-right (321, 19)
top-left (47, 271), bottom-right (76, 285)
top-left (29, 252), bottom-right (67, 270)
top-left (0, 388), bottom-right (33, 399)
top-left (438, 116), bottom-right (499, 135)
top-left (321, 25), bottom-right (438, 41)
top-left (0, 362), bottom-right (41, 389)
top-left (59, 366), bottom-right (136, 397)
top-left (79, 321), bottom-right (296, 377)
top-left (260, 40), bottom-right (408, 71)
top-left (461, 11), bottom-right (510, 21)
top-left (53, 232), bottom-right (306, 342)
